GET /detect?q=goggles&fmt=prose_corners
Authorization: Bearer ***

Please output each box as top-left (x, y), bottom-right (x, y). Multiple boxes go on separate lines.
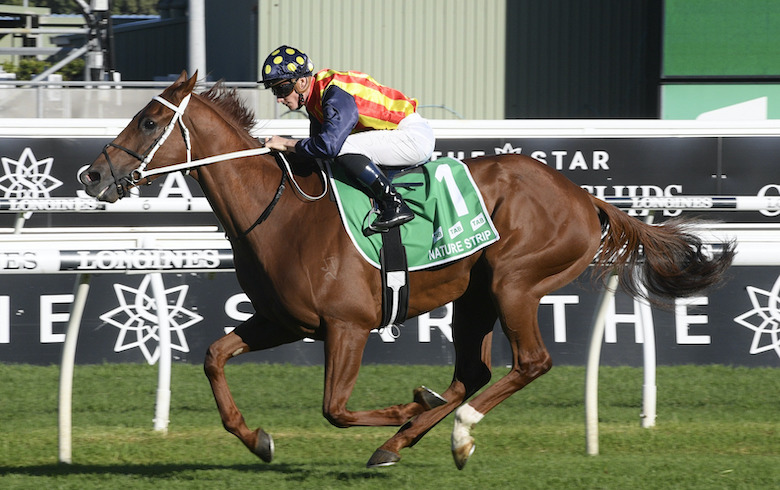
top-left (271, 80), bottom-right (296, 98)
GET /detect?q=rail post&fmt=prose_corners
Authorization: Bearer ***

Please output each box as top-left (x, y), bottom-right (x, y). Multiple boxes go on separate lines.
top-left (58, 273), bottom-right (92, 464)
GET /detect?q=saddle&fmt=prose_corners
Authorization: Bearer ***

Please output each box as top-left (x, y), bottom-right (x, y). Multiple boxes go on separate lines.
top-left (326, 157), bottom-right (500, 329)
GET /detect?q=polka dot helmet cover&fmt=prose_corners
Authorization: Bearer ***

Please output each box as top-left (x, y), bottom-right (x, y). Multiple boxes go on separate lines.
top-left (261, 45), bottom-right (315, 88)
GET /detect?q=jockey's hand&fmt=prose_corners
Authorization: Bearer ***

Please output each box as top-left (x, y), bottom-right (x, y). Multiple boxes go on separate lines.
top-left (264, 135), bottom-right (297, 153)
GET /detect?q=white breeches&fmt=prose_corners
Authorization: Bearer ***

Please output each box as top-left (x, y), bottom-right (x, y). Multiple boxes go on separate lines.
top-left (338, 112), bottom-right (435, 167)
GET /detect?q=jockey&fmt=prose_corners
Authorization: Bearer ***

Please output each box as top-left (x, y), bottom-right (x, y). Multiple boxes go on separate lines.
top-left (260, 45), bottom-right (435, 233)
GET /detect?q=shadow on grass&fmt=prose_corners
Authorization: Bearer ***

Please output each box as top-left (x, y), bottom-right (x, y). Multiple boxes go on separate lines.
top-left (0, 462), bottom-right (392, 482)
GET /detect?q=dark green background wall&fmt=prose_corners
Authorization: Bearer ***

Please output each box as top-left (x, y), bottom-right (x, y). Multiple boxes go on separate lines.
top-left (664, 0), bottom-right (780, 76)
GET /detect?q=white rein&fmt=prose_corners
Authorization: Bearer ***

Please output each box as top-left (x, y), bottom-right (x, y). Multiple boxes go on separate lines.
top-left (131, 92), bottom-right (328, 202)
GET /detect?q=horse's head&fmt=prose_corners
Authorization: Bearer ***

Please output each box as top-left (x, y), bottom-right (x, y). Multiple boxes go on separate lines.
top-left (80, 71), bottom-right (198, 202)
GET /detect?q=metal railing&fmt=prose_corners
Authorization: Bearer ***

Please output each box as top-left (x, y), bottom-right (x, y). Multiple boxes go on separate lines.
top-left (0, 80), bottom-right (465, 120)
top-left (0, 80), bottom-right (274, 119)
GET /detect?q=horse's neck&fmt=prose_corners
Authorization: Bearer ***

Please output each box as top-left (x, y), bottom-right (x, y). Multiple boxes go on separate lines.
top-left (197, 152), bottom-right (286, 236)
top-left (185, 111), bottom-right (284, 238)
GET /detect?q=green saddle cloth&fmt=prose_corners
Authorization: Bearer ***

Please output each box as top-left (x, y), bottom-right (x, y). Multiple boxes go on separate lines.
top-left (328, 157), bottom-right (500, 271)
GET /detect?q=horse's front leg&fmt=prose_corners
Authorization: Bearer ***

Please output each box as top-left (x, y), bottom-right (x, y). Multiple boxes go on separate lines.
top-left (203, 315), bottom-right (301, 462)
top-left (321, 322), bottom-right (436, 428)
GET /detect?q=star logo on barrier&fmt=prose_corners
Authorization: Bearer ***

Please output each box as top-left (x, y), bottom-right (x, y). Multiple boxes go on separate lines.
top-left (100, 275), bottom-right (203, 365)
top-left (733, 275), bottom-right (780, 358)
top-left (494, 143), bottom-right (522, 155)
top-left (0, 147), bottom-right (63, 197)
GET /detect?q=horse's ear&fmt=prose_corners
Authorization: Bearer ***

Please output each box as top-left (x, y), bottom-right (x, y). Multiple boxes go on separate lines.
top-left (183, 71), bottom-right (198, 94)
top-left (161, 70), bottom-right (196, 102)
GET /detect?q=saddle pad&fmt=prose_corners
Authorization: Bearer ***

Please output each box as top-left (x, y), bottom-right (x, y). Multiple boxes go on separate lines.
top-left (328, 157), bottom-right (500, 271)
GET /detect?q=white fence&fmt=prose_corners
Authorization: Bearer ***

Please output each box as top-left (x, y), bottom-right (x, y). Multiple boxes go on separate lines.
top-left (0, 194), bottom-right (230, 463)
top-left (3, 117), bottom-right (780, 462)
top-left (581, 216), bottom-right (780, 456)
top-left (2, 196), bottom-right (779, 462)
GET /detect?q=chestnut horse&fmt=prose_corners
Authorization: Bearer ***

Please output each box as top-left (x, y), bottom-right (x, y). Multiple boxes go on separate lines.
top-left (80, 72), bottom-right (734, 469)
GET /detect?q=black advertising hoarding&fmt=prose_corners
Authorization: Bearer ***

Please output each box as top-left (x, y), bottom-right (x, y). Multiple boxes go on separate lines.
top-left (433, 136), bottom-right (768, 220)
top-left (0, 131), bottom-right (779, 367)
top-left (0, 138), bottom-right (217, 230)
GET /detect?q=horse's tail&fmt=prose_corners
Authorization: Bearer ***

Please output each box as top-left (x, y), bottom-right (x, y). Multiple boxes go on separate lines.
top-left (589, 195), bottom-right (735, 303)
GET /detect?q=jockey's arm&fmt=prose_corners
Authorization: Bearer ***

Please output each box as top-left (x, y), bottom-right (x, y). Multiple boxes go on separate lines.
top-left (264, 86), bottom-right (359, 157)
top-left (296, 86), bottom-right (359, 159)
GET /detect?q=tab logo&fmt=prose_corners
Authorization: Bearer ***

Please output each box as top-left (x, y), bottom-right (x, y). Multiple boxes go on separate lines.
top-left (470, 213), bottom-right (486, 231)
top-left (448, 221), bottom-right (464, 239)
top-left (432, 226), bottom-right (444, 244)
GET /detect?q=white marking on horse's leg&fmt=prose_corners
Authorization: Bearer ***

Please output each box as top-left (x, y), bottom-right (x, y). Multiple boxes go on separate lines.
top-left (231, 347), bottom-right (244, 357)
top-left (451, 403), bottom-right (484, 450)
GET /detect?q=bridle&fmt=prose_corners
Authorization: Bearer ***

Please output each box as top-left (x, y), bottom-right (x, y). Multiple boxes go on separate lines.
top-left (98, 93), bottom-right (279, 198)
top-left (99, 94), bottom-right (193, 199)
top-left (98, 89), bottom-right (329, 238)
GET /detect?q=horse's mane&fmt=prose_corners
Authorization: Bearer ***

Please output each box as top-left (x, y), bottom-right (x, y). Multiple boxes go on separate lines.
top-left (198, 81), bottom-right (256, 135)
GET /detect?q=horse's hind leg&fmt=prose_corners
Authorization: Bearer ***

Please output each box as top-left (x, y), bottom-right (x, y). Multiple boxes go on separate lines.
top-left (367, 271), bottom-right (498, 467)
top-left (203, 315), bottom-right (301, 462)
top-left (450, 291), bottom-right (552, 469)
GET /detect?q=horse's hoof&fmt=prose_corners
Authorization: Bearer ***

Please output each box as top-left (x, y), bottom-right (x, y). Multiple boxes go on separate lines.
top-left (252, 428), bottom-right (274, 463)
top-left (452, 438), bottom-right (475, 470)
top-left (366, 448), bottom-right (401, 468)
top-left (413, 386), bottom-right (447, 410)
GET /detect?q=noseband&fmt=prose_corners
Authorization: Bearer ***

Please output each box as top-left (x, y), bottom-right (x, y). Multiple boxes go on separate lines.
top-left (100, 94), bottom-right (193, 197)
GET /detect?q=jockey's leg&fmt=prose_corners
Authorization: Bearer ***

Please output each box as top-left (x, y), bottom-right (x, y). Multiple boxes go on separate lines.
top-left (335, 153), bottom-right (414, 232)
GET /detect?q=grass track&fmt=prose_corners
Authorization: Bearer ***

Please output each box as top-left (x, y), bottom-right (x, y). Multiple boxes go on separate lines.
top-left (0, 363), bottom-right (778, 489)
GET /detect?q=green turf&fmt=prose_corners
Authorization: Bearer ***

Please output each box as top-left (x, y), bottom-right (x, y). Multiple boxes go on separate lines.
top-left (1, 363), bottom-right (778, 489)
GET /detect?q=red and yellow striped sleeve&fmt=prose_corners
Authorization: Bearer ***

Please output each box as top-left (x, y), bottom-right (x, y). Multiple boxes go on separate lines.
top-left (307, 70), bottom-right (417, 132)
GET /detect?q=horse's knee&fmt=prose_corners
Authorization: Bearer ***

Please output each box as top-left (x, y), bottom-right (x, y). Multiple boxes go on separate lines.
top-left (203, 341), bottom-right (228, 376)
top-left (203, 345), bottom-right (219, 378)
top-left (322, 406), bottom-right (352, 428)
top-left (534, 352), bottom-right (553, 376)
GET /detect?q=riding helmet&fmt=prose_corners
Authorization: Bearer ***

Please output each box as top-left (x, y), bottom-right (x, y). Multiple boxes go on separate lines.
top-left (261, 45), bottom-right (315, 88)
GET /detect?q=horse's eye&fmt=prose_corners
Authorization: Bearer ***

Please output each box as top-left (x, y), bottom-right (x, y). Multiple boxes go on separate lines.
top-left (142, 119), bottom-right (156, 130)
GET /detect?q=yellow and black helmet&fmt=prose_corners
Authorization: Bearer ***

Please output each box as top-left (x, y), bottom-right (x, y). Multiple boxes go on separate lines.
top-left (261, 45), bottom-right (315, 88)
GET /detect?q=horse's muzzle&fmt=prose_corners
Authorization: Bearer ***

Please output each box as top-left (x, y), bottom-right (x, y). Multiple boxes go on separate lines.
top-left (79, 167), bottom-right (122, 202)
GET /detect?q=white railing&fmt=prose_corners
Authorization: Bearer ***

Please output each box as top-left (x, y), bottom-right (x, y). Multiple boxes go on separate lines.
top-left (0, 200), bottom-right (228, 464)
top-left (583, 201), bottom-right (780, 457)
top-left (2, 196), bottom-right (778, 462)
top-left (1, 230), bottom-right (232, 464)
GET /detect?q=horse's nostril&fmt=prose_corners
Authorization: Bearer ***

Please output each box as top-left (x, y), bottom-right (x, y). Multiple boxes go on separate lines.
top-left (80, 170), bottom-right (101, 185)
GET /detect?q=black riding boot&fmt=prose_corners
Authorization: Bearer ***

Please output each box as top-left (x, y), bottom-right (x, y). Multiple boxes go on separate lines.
top-left (335, 153), bottom-right (414, 233)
